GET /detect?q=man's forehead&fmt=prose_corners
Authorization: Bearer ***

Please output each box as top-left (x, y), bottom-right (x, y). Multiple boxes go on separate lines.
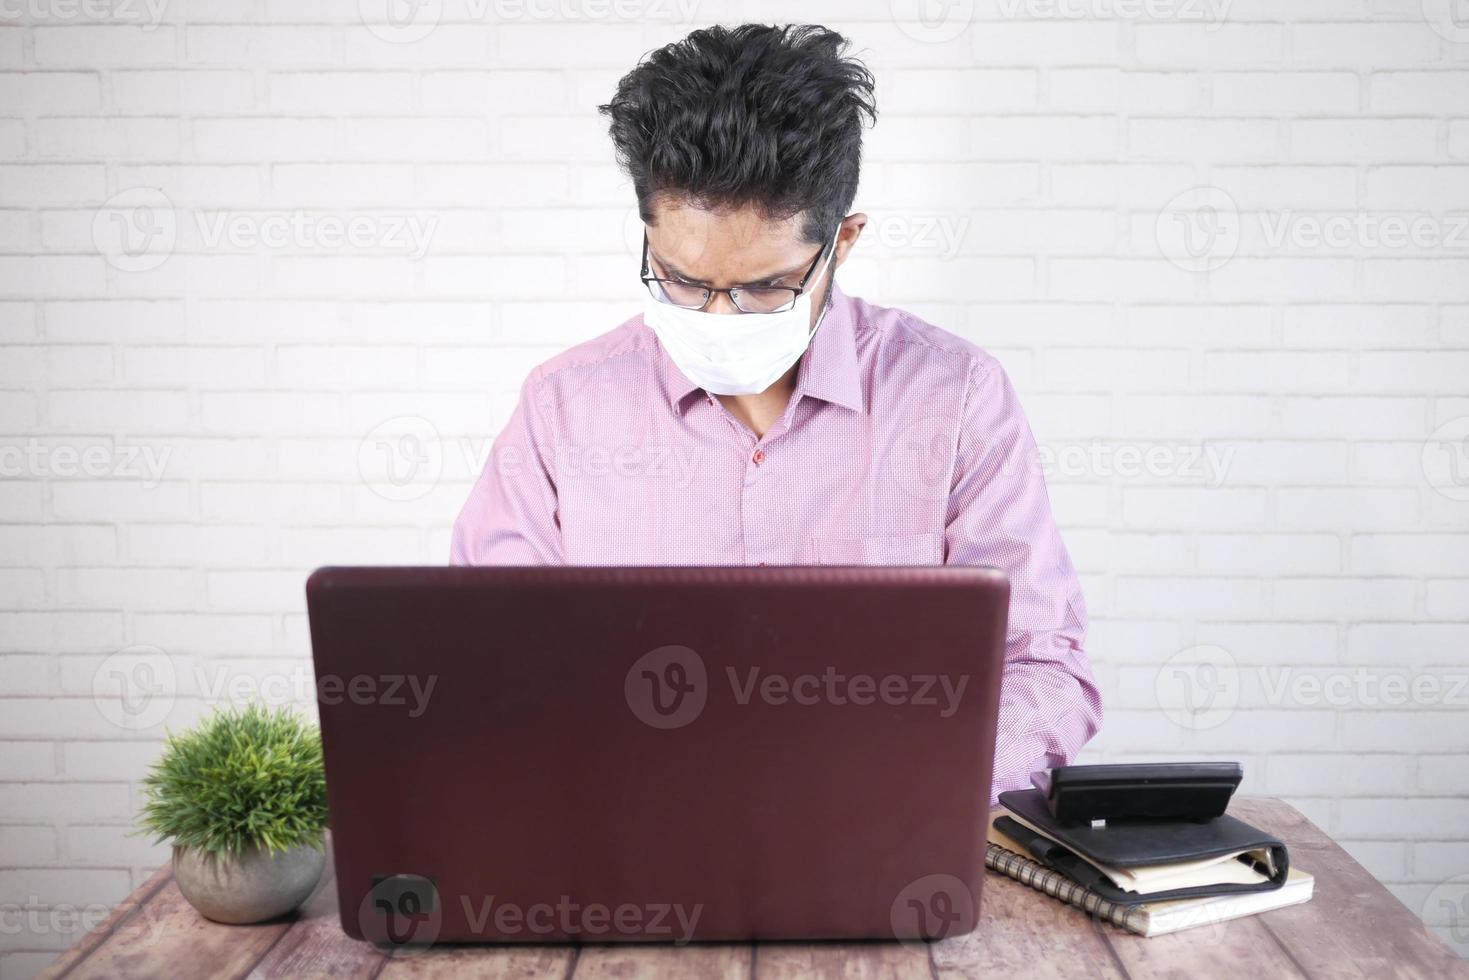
top-left (645, 201), bottom-right (812, 281)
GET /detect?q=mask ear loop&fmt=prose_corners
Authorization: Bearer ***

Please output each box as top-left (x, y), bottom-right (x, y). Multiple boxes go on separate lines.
top-left (808, 230), bottom-right (842, 337)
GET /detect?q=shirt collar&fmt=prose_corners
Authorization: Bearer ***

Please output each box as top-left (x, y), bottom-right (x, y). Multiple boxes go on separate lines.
top-left (655, 283), bottom-right (865, 415)
top-left (794, 283), bottom-right (864, 413)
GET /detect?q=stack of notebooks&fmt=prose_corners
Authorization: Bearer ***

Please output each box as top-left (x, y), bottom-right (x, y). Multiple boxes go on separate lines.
top-left (987, 789), bottom-right (1314, 937)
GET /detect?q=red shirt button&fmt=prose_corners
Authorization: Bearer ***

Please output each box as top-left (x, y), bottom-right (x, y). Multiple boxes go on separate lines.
top-left (752, 449), bottom-right (765, 465)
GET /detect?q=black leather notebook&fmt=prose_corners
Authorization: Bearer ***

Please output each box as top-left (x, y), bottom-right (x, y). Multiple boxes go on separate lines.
top-left (996, 789), bottom-right (1290, 906)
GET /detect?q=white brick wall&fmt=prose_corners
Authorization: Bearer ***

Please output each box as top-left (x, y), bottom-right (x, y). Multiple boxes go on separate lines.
top-left (1, 0), bottom-right (1468, 974)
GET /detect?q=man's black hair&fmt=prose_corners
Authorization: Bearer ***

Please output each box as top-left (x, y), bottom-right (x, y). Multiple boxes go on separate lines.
top-left (599, 24), bottom-right (878, 245)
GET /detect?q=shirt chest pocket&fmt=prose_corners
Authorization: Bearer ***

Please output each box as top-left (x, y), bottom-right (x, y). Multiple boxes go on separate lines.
top-left (810, 531), bottom-right (944, 566)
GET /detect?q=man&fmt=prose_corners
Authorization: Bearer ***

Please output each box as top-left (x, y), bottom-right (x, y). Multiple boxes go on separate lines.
top-left (451, 24), bottom-right (1101, 800)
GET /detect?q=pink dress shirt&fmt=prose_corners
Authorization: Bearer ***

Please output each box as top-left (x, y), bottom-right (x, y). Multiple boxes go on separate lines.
top-left (451, 284), bottom-right (1102, 802)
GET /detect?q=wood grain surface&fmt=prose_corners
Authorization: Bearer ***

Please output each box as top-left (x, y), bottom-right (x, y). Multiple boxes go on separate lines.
top-left (35, 799), bottom-right (1469, 980)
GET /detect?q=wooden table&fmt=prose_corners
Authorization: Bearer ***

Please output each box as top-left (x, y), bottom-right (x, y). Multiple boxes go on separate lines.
top-left (36, 799), bottom-right (1468, 979)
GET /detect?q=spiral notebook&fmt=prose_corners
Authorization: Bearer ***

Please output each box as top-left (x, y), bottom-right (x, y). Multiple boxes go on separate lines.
top-left (986, 820), bottom-right (1314, 938)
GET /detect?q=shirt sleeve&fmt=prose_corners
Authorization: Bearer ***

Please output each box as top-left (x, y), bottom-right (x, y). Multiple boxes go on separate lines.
top-left (943, 357), bottom-right (1103, 805)
top-left (450, 373), bottom-right (565, 565)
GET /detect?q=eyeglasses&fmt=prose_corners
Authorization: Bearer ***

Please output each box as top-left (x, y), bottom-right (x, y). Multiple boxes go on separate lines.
top-left (640, 231), bottom-right (833, 314)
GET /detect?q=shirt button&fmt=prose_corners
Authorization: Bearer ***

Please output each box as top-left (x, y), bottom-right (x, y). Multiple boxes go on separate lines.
top-left (751, 449), bottom-right (765, 466)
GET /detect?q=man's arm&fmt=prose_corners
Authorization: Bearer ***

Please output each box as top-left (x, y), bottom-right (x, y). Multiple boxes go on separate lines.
top-left (944, 358), bottom-right (1103, 803)
top-left (450, 374), bottom-right (564, 565)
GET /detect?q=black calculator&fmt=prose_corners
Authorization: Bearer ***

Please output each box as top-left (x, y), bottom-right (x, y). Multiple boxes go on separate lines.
top-left (1031, 762), bottom-right (1243, 824)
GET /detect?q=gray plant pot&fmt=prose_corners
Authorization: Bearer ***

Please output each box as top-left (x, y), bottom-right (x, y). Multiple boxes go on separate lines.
top-left (173, 843), bottom-right (325, 925)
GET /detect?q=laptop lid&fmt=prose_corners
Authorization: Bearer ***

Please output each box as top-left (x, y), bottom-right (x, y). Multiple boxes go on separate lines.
top-left (306, 565), bottom-right (1008, 944)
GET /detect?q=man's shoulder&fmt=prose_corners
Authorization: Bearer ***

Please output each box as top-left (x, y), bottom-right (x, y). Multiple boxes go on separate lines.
top-left (850, 293), bottom-right (1002, 386)
top-left (522, 312), bottom-right (654, 396)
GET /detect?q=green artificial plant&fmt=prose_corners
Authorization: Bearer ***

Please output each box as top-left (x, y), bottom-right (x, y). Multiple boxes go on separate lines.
top-left (138, 703), bottom-right (328, 858)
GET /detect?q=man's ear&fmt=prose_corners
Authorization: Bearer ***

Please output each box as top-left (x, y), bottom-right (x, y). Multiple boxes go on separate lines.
top-left (833, 213), bottom-right (868, 269)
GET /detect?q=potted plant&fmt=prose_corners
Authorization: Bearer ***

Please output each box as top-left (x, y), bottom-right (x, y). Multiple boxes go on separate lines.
top-left (138, 703), bottom-right (329, 924)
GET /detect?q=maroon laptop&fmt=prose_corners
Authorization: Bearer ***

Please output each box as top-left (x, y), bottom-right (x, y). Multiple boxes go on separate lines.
top-left (305, 565), bottom-right (1008, 946)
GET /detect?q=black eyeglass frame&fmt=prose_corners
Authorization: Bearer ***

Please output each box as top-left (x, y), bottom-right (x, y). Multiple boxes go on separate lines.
top-left (639, 230), bottom-right (836, 314)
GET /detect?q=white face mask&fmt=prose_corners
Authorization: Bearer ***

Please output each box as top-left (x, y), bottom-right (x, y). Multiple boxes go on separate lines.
top-left (642, 235), bottom-right (838, 397)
